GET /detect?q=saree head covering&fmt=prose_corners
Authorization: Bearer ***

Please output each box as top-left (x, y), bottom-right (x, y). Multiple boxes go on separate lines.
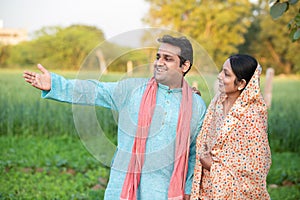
top-left (121, 77), bottom-right (193, 200)
top-left (191, 65), bottom-right (271, 199)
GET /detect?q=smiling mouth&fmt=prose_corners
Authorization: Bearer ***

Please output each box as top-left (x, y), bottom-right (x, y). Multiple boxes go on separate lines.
top-left (155, 65), bottom-right (168, 72)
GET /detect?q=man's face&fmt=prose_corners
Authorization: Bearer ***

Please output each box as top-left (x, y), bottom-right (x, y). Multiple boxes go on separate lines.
top-left (154, 43), bottom-right (184, 89)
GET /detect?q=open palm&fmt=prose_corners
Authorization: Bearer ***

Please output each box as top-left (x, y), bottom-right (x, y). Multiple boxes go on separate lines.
top-left (23, 64), bottom-right (51, 91)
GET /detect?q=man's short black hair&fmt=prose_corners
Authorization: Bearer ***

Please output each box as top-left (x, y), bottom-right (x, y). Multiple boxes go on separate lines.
top-left (157, 35), bottom-right (193, 76)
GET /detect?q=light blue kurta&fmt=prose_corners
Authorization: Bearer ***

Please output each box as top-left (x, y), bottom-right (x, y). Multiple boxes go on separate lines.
top-left (42, 73), bottom-right (206, 200)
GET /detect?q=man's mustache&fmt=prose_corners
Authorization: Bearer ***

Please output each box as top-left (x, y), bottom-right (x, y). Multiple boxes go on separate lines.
top-left (154, 64), bottom-right (168, 71)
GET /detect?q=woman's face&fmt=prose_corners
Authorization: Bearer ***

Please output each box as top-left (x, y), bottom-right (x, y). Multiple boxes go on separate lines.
top-left (218, 58), bottom-right (240, 95)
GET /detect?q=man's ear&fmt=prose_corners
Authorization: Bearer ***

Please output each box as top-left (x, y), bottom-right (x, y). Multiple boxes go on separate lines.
top-left (182, 60), bottom-right (191, 74)
top-left (238, 79), bottom-right (247, 91)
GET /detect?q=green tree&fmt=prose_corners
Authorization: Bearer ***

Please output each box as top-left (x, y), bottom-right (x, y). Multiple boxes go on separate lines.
top-left (4, 25), bottom-right (105, 69)
top-left (0, 43), bottom-right (12, 67)
top-left (269, 0), bottom-right (300, 42)
top-left (38, 25), bottom-right (105, 69)
top-left (241, 0), bottom-right (300, 74)
top-left (4, 40), bottom-right (37, 67)
top-left (144, 0), bottom-right (255, 66)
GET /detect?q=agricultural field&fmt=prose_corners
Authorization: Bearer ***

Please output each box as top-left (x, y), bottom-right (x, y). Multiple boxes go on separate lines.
top-left (0, 69), bottom-right (299, 199)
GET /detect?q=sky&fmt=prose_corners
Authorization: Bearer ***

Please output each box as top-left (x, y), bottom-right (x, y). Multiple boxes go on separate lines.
top-left (0, 0), bottom-right (150, 40)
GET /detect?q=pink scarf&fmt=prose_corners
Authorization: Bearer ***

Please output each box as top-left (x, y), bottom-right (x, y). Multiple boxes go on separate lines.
top-left (120, 77), bottom-right (193, 200)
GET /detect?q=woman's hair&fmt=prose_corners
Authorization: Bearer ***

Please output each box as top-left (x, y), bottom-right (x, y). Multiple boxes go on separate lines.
top-left (229, 54), bottom-right (258, 86)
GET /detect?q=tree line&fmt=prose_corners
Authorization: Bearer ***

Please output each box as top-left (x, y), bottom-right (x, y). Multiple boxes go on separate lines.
top-left (144, 0), bottom-right (300, 74)
top-left (0, 0), bottom-right (299, 74)
top-left (0, 24), bottom-right (149, 72)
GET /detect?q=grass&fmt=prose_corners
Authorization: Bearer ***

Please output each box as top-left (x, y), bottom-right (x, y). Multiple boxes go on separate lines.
top-left (0, 135), bottom-right (299, 199)
top-left (0, 69), bottom-right (299, 199)
top-left (267, 78), bottom-right (300, 153)
top-left (267, 152), bottom-right (300, 200)
top-left (0, 135), bottom-right (107, 199)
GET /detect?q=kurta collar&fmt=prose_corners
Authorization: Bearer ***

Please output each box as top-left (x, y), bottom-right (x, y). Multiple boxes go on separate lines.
top-left (158, 83), bottom-right (182, 93)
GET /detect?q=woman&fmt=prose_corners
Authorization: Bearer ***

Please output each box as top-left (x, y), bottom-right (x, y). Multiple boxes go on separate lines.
top-left (191, 54), bottom-right (271, 199)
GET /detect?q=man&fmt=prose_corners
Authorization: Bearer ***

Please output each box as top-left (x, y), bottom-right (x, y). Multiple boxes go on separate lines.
top-left (23, 35), bottom-right (206, 200)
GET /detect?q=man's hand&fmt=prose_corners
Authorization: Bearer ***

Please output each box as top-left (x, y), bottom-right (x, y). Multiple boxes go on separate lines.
top-left (184, 194), bottom-right (190, 200)
top-left (23, 64), bottom-right (51, 91)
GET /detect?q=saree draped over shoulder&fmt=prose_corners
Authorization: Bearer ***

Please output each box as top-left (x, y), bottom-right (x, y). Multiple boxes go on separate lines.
top-left (191, 66), bottom-right (271, 200)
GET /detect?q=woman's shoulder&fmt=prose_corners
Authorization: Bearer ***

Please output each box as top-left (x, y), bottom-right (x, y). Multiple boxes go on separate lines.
top-left (249, 97), bottom-right (268, 114)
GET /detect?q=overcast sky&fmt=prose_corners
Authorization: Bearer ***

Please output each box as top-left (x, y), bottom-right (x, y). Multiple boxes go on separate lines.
top-left (0, 0), bottom-right (150, 39)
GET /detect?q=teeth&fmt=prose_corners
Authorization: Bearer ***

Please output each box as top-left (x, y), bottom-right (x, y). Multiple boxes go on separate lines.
top-left (156, 65), bottom-right (167, 72)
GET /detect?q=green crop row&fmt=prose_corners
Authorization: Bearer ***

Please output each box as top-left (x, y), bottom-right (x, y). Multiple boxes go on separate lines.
top-left (0, 135), bottom-right (299, 199)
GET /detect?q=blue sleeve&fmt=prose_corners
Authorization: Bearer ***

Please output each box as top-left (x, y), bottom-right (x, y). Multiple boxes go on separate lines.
top-left (184, 97), bottom-right (206, 194)
top-left (41, 73), bottom-right (119, 110)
